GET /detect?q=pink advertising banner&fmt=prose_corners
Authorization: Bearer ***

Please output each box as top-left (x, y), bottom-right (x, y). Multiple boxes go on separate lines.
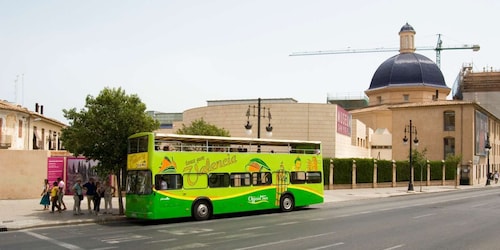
top-left (337, 105), bottom-right (351, 136)
top-left (47, 157), bottom-right (64, 186)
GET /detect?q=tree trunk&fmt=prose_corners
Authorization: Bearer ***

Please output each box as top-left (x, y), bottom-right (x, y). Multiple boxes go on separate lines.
top-left (116, 169), bottom-right (125, 215)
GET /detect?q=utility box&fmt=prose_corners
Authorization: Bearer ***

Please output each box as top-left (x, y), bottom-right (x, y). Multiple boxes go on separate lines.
top-left (460, 165), bottom-right (471, 185)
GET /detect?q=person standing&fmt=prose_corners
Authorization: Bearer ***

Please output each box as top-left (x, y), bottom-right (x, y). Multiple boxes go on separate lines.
top-left (83, 178), bottom-right (96, 214)
top-left (40, 179), bottom-right (50, 210)
top-left (72, 179), bottom-right (84, 215)
top-left (103, 180), bottom-right (116, 214)
top-left (93, 182), bottom-right (103, 215)
top-left (57, 177), bottom-right (67, 211)
top-left (50, 181), bottom-right (61, 213)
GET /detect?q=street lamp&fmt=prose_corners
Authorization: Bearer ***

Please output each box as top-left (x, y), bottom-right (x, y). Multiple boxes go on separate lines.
top-left (403, 120), bottom-right (419, 192)
top-left (485, 133), bottom-right (491, 186)
top-left (244, 98), bottom-right (273, 152)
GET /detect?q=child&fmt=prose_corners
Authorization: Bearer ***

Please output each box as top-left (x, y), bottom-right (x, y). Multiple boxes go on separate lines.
top-left (50, 181), bottom-right (61, 213)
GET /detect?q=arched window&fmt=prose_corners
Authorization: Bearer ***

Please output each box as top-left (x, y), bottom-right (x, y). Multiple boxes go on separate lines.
top-left (443, 111), bottom-right (455, 131)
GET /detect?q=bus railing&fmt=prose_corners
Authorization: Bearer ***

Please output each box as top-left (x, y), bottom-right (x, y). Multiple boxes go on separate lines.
top-left (154, 140), bottom-right (319, 154)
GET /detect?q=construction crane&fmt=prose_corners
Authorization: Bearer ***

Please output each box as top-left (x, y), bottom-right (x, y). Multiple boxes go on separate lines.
top-left (290, 34), bottom-right (480, 68)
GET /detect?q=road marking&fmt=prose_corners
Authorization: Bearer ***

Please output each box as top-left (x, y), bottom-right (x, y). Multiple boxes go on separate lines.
top-left (164, 227), bottom-right (213, 235)
top-left (198, 232), bottom-right (226, 237)
top-left (24, 231), bottom-right (83, 250)
top-left (413, 213), bottom-right (435, 219)
top-left (146, 238), bottom-right (177, 244)
top-left (240, 226), bottom-right (265, 231)
top-left (310, 218), bottom-right (325, 221)
top-left (166, 243), bottom-right (208, 249)
top-left (102, 234), bottom-right (151, 244)
top-left (277, 221), bottom-right (298, 226)
top-left (383, 244), bottom-right (405, 250)
top-left (234, 232), bottom-right (337, 250)
top-left (308, 242), bottom-right (345, 250)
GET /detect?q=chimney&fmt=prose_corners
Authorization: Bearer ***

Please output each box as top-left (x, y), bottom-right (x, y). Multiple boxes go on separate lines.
top-left (40, 105), bottom-right (44, 115)
top-left (35, 103), bottom-right (39, 113)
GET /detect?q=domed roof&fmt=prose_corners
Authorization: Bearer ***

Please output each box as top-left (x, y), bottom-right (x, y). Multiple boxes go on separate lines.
top-left (400, 23), bottom-right (415, 33)
top-left (368, 53), bottom-right (447, 90)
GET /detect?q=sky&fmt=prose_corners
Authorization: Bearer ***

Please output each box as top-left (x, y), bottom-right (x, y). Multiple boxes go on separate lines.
top-left (1, 0), bottom-right (499, 124)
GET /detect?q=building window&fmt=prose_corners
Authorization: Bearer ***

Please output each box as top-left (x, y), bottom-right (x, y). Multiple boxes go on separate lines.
top-left (403, 94), bottom-right (409, 102)
top-left (444, 137), bottom-right (455, 158)
top-left (159, 123), bottom-right (173, 129)
top-left (444, 111), bottom-right (455, 131)
top-left (377, 96), bottom-right (382, 104)
top-left (41, 128), bottom-right (45, 150)
top-left (18, 120), bottom-right (23, 138)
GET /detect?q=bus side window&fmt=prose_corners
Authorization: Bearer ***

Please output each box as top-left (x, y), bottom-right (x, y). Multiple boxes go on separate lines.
top-left (306, 172), bottom-right (322, 183)
top-left (252, 172), bottom-right (272, 186)
top-left (156, 174), bottom-right (183, 190)
top-left (208, 173), bottom-right (230, 188)
top-left (155, 175), bottom-right (165, 190)
top-left (230, 173), bottom-right (251, 187)
top-left (290, 171), bottom-right (307, 184)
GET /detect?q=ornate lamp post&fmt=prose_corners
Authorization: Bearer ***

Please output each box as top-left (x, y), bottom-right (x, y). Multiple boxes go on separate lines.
top-left (403, 120), bottom-right (419, 192)
top-left (485, 133), bottom-right (491, 186)
top-left (244, 98), bottom-right (272, 152)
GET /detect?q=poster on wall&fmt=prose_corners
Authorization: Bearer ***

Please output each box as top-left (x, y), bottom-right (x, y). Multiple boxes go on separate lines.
top-left (65, 157), bottom-right (100, 195)
top-left (474, 110), bottom-right (488, 156)
top-left (47, 157), bottom-right (64, 186)
top-left (337, 106), bottom-right (351, 136)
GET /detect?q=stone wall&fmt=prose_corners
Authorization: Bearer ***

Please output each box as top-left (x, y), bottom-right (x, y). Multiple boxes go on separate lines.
top-left (0, 150), bottom-right (49, 199)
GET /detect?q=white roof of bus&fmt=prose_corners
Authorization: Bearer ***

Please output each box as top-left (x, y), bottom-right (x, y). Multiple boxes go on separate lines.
top-left (153, 133), bottom-right (321, 147)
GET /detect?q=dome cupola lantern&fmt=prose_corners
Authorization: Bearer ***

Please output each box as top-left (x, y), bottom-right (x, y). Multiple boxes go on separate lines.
top-left (399, 23), bottom-right (416, 54)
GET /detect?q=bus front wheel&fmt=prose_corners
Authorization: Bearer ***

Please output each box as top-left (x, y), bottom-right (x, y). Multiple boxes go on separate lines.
top-left (280, 194), bottom-right (295, 212)
top-left (193, 200), bottom-right (211, 221)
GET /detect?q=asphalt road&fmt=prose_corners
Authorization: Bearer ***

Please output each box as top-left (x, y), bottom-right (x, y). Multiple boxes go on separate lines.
top-left (2, 187), bottom-right (500, 250)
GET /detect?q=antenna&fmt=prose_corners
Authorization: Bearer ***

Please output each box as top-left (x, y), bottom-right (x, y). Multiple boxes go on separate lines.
top-left (21, 74), bottom-right (24, 106)
top-left (14, 75), bottom-right (19, 104)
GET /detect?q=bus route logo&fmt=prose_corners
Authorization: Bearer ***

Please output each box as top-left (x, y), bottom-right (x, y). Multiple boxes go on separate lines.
top-left (248, 195), bottom-right (269, 204)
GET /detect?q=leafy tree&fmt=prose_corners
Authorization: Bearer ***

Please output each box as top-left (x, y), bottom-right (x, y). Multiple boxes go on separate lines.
top-left (61, 87), bottom-right (159, 215)
top-left (176, 118), bottom-right (230, 136)
top-left (412, 147), bottom-right (428, 168)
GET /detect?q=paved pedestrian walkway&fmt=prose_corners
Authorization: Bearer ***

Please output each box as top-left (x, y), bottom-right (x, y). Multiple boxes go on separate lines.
top-left (0, 185), bottom-right (488, 231)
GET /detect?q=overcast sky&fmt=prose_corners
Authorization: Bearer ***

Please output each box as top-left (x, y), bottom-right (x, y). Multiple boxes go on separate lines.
top-left (1, 0), bottom-right (498, 123)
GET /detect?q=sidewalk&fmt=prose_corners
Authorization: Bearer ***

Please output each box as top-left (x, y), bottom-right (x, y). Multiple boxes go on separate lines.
top-left (0, 196), bottom-right (125, 231)
top-left (0, 185), bottom-right (486, 231)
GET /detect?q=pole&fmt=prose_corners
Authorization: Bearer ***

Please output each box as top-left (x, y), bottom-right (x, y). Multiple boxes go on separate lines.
top-left (420, 161), bottom-right (423, 192)
top-left (408, 120), bottom-right (414, 191)
top-left (257, 98), bottom-right (261, 152)
top-left (486, 150), bottom-right (491, 186)
top-left (486, 133), bottom-right (491, 186)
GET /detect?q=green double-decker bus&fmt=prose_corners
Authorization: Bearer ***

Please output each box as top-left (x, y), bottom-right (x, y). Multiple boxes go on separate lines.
top-left (126, 132), bottom-right (323, 220)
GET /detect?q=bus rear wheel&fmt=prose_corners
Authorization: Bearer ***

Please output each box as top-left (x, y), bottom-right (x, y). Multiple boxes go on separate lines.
top-left (280, 194), bottom-right (294, 212)
top-left (193, 200), bottom-right (211, 221)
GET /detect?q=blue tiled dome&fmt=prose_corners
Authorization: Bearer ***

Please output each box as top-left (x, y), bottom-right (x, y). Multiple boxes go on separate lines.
top-left (369, 53), bottom-right (446, 90)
